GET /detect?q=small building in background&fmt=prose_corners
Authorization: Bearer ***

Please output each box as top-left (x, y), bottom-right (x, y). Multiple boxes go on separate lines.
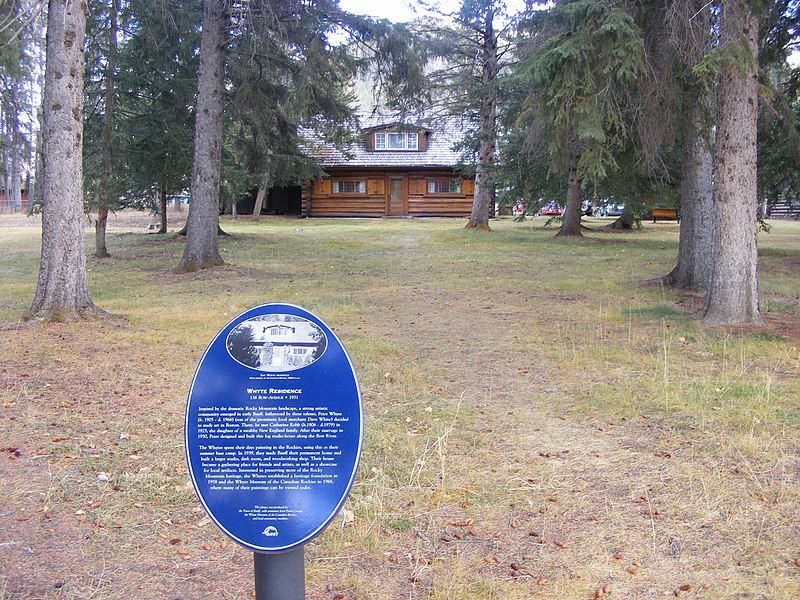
top-left (0, 181), bottom-right (30, 215)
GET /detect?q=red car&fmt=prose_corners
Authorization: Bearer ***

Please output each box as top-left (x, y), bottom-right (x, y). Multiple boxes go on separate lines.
top-left (538, 202), bottom-right (564, 216)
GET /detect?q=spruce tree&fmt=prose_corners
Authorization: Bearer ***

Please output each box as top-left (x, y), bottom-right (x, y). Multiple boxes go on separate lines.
top-left (29, 0), bottom-right (102, 322)
top-left (702, 0), bottom-right (762, 324)
top-left (509, 0), bottom-right (644, 237)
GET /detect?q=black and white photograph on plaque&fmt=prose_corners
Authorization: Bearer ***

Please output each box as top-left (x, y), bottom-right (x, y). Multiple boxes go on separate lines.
top-left (226, 314), bottom-right (327, 372)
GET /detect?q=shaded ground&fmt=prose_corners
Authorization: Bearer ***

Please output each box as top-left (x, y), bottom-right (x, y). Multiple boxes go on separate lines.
top-left (0, 214), bottom-right (798, 599)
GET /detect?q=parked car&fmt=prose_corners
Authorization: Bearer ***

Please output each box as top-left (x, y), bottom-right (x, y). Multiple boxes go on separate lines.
top-left (513, 201), bottom-right (527, 216)
top-left (599, 202), bottom-right (626, 217)
top-left (538, 202), bottom-right (564, 216)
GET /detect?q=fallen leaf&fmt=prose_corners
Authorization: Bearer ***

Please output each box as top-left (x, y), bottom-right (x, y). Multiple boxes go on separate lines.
top-left (341, 508), bottom-right (355, 527)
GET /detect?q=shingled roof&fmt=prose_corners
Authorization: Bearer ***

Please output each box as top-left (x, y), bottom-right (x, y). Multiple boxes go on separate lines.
top-left (301, 111), bottom-right (471, 169)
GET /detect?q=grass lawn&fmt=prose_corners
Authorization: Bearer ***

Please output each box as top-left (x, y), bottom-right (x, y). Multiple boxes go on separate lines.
top-left (0, 213), bottom-right (798, 599)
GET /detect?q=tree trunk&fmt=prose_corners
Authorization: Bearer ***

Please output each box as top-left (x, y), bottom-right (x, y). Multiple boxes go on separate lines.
top-left (31, 42), bottom-right (45, 212)
top-left (174, 196), bottom-right (183, 211)
top-left (158, 181), bottom-right (168, 233)
top-left (556, 152), bottom-right (583, 237)
top-left (702, 0), bottom-right (761, 325)
top-left (94, 206), bottom-right (110, 257)
top-left (466, 6), bottom-right (497, 231)
top-left (664, 94), bottom-right (714, 290)
top-left (607, 209), bottom-right (635, 230)
top-left (95, 0), bottom-right (119, 258)
top-left (176, 0), bottom-right (227, 273)
top-left (7, 77), bottom-right (23, 213)
top-left (29, 127), bottom-right (41, 211)
top-left (251, 187), bottom-right (266, 221)
top-left (10, 135), bottom-right (21, 213)
top-left (95, 206), bottom-right (109, 257)
top-left (28, 0), bottom-right (99, 322)
top-left (1, 125), bottom-right (8, 207)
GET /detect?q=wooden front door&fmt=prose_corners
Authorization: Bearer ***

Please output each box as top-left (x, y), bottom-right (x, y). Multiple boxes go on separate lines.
top-left (386, 176), bottom-right (408, 216)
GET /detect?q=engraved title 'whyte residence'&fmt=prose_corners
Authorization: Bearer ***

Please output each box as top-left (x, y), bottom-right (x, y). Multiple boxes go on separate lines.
top-left (294, 112), bottom-right (475, 218)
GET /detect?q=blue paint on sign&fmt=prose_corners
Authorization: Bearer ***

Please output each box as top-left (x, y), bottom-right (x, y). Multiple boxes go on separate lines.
top-left (185, 304), bottom-right (362, 553)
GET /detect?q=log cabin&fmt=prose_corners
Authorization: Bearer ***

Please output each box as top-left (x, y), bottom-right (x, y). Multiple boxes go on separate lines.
top-left (295, 112), bottom-right (475, 218)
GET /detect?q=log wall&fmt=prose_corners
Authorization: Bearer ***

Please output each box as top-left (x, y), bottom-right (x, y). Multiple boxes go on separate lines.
top-left (309, 169), bottom-right (474, 218)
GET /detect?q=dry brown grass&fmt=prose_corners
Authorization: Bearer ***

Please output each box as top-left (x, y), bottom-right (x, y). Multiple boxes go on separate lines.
top-left (0, 212), bottom-right (798, 599)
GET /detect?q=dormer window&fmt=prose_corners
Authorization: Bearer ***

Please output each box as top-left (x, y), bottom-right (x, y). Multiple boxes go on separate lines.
top-left (374, 131), bottom-right (418, 151)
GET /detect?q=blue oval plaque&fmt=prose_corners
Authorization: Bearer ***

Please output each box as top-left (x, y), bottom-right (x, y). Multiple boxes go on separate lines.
top-left (184, 304), bottom-right (362, 553)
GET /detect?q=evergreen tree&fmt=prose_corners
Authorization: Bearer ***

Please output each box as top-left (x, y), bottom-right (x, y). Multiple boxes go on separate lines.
top-left (759, 66), bottom-right (800, 214)
top-left (84, 0), bottom-right (120, 258)
top-left (83, 0), bottom-right (199, 240)
top-left (29, 0), bottom-right (102, 322)
top-left (178, 0), bottom-right (428, 272)
top-left (114, 0), bottom-right (199, 233)
top-left (223, 2), bottom-right (357, 221)
top-left (177, 0), bottom-right (226, 273)
top-left (644, 0), bottom-right (715, 290)
top-left (0, 0), bottom-right (34, 214)
top-left (508, 0), bottom-right (645, 237)
top-left (757, 1), bottom-right (800, 216)
top-left (420, 0), bottom-right (516, 230)
top-left (701, 0), bottom-right (762, 324)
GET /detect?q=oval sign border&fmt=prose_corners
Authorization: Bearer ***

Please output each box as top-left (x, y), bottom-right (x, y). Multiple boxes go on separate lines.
top-left (184, 303), bottom-right (363, 553)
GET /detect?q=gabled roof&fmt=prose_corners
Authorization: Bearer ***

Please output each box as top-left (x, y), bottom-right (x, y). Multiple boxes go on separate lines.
top-left (301, 110), bottom-right (471, 169)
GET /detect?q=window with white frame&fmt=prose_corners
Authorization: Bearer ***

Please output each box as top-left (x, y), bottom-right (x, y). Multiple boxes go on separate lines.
top-left (332, 180), bottom-right (366, 194)
top-left (387, 132), bottom-right (406, 149)
top-left (373, 130), bottom-right (419, 151)
top-left (427, 179), bottom-right (461, 194)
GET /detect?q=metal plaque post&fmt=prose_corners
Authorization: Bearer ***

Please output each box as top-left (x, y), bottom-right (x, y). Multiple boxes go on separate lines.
top-left (254, 548), bottom-right (305, 600)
